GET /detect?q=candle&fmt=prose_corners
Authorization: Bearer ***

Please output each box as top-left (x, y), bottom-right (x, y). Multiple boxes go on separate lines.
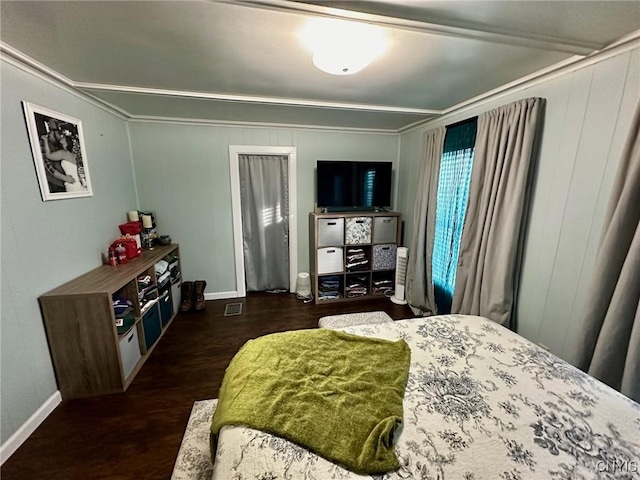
top-left (128, 210), bottom-right (139, 222)
top-left (142, 214), bottom-right (152, 228)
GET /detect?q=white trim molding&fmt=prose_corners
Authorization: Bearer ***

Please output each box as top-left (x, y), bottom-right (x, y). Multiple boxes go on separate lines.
top-left (229, 146), bottom-right (298, 297)
top-left (398, 32), bottom-right (640, 134)
top-left (3, 28), bottom-right (639, 133)
top-left (230, 0), bottom-right (601, 54)
top-left (204, 291), bottom-right (240, 301)
top-left (0, 391), bottom-right (62, 465)
top-left (0, 43), bottom-right (127, 120)
top-left (127, 116), bottom-right (402, 134)
top-left (74, 82), bottom-right (438, 115)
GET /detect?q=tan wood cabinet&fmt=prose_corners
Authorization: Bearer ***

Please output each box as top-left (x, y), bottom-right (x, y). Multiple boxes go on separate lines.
top-left (38, 244), bottom-right (182, 399)
top-left (309, 212), bottom-right (401, 304)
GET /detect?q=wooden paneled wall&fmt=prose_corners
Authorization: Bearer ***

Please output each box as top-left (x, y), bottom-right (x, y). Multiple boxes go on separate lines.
top-left (518, 50), bottom-right (638, 360)
top-left (396, 47), bottom-right (639, 362)
top-left (129, 125), bottom-right (399, 295)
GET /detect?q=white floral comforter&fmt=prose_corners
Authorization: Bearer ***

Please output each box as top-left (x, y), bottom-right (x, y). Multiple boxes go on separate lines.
top-left (211, 315), bottom-right (640, 480)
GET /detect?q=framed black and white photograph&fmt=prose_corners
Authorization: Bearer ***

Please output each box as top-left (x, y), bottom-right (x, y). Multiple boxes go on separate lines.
top-left (22, 102), bottom-right (93, 201)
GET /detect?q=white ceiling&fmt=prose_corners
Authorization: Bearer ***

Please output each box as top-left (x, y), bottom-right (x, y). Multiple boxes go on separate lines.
top-left (1, 1), bottom-right (639, 131)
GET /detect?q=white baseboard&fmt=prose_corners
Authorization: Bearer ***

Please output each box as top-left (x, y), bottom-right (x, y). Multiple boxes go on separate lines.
top-left (0, 390), bottom-right (62, 465)
top-left (204, 291), bottom-right (239, 301)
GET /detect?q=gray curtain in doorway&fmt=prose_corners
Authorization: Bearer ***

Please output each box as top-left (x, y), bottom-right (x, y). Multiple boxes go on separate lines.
top-left (239, 154), bottom-right (290, 292)
top-left (406, 127), bottom-right (446, 314)
top-left (452, 98), bottom-right (543, 328)
top-left (570, 100), bottom-right (640, 403)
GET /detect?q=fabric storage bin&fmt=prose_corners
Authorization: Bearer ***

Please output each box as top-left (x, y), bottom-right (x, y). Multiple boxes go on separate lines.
top-left (159, 290), bottom-right (172, 326)
top-left (317, 247), bottom-right (344, 274)
top-left (317, 218), bottom-right (344, 246)
top-left (142, 305), bottom-right (162, 350)
top-left (119, 326), bottom-right (141, 379)
top-left (345, 217), bottom-right (372, 244)
top-left (373, 216), bottom-right (398, 244)
top-left (171, 281), bottom-right (181, 315)
top-left (372, 244), bottom-right (397, 270)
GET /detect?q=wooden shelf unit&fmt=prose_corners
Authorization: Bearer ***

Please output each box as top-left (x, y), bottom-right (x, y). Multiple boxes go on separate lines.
top-left (39, 244), bottom-right (182, 399)
top-left (309, 212), bottom-right (401, 304)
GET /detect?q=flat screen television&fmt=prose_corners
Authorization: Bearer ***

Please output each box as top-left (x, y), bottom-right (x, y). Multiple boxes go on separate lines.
top-left (316, 160), bottom-right (392, 210)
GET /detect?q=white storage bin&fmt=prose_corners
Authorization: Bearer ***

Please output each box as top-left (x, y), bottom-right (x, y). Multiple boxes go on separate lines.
top-left (119, 326), bottom-right (141, 380)
top-left (345, 217), bottom-right (372, 244)
top-left (317, 247), bottom-right (344, 274)
top-left (317, 218), bottom-right (344, 246)
top-left (373, 216), bottom-right (398, 244)
top-left (171, 281), bottom-right (181, 315)
top-left (373, 244), bottom-right (397, 270)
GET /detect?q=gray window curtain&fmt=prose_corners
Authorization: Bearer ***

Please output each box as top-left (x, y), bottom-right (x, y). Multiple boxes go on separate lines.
top-left (452, 98), bottom-right (543, 328)
top-left (239, 154), bottom-right (290, 292)
top-left (406, 127), bottom-right (446, 314)
top-left (570, 100), bottom-right (640, 403)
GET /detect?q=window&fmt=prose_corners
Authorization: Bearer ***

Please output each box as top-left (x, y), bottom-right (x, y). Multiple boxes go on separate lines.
top-left (432, 118), bottom-right (478, 313)
top-left (363, 168), bottom-right (376, 206)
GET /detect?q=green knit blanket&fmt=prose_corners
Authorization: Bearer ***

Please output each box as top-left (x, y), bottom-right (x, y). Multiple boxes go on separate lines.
top-left (210, 328), bottom-right (411, 474)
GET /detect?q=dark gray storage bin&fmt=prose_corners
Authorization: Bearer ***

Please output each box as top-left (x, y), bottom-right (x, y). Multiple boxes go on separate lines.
top-left (159, 290), bottom-right (172, 326)
top-left (142, 305), bottom-right (162, 350)
top-left (317, 218), bottom-right (344, 246)
top-left (373, 216), bottom-right (398, 244)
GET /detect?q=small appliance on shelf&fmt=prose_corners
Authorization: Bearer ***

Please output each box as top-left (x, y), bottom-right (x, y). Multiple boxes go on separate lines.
top-left (119, 220), bottom-right (142, 255)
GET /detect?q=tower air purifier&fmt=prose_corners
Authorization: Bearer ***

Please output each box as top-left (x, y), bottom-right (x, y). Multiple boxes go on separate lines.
top-left (390, 247), bottom-right (408, 305)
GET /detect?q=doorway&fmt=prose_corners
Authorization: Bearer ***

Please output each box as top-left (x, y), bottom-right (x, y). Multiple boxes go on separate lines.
top-left (229, 146), bottom-right (298, 297)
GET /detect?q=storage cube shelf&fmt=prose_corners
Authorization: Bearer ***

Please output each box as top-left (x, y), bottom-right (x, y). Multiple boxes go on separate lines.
top-left (38, 244), bottom-right (182, 399)
top-left (310, 212), bottom-right (401, 304)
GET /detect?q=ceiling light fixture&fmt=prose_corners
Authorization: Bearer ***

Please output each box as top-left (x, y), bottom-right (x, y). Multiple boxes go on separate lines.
top-left (299, 18), bottom-right (388, 76)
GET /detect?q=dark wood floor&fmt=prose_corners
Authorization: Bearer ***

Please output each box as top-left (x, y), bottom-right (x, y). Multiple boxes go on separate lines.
top-left (2, 293), bottom-right (414, 479)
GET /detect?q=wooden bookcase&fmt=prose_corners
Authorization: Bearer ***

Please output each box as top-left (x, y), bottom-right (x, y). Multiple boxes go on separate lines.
top-left (309, 212), bottom-right (401, 304)
top-left (38, 244), bottom-right (182, 399)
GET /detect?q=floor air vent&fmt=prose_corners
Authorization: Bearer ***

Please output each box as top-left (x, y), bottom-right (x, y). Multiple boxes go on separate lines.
top-left (224, 303), bottom-right (243, 316)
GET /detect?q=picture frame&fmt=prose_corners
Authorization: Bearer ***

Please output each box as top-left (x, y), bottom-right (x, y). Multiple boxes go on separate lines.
top-left (22, 102), bottom-right (93, 201)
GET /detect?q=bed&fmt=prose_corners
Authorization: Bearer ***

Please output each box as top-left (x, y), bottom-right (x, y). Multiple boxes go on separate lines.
top-left (211, 315), bottom-right (640, 479)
